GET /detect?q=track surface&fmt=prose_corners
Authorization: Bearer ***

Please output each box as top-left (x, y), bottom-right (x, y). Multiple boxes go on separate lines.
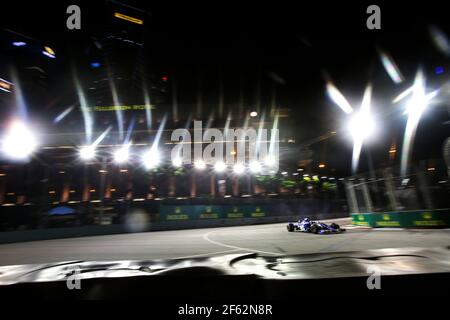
top-left (0, 218), bottom-right (449, 266)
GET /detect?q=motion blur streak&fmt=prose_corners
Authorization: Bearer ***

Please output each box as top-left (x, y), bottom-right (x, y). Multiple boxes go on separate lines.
top-left (326, 81), bottom-right (353, 114)
top-left (430, 25), bottom-right (450, 57)
top-left (404, 90), bottom-right (440, 115)
top-left (124, 118), bottom-right (135, 145)
top-left (237, 114), bottom-right (250, 148)
top-left (108, 72), bottom-right (124, 142)
top-left (79, 126), bottom-right (112, 160)
top-left (74, 72), bottom-right (93, 144)
top-left (392, 86), bottom-right (414, 103)
top-left (223, 113), bottom-right (231, 139)
top-left (53, 105), bottom-right (75, 124)
top-left (152, 114), bottom-right (167, 150)
top-left (202, 113), bottom-right (215, 141)
top-left (379, 49), bottom-right (404, 84)
top-left (10, 70), bottom-right (28, 120)
top-left (269, 113), bottom-right (279, 155)
top-left (393, 85), bottom-right (439, 105)
top-left (143, 86), bottom-right (152, 130)
top-left (400, 70), bottom-right (428, 177)
top-left (426, 90), bottom-right (440, 102)
top-left (93, 126), bottom-right (112, 147)
top-left (172, 115), bottom-right (193, 162)
top-left (256, 112), bottom-right (266, 154)
top-left (351, 130), bottom-right (363, 175)
top-left (350, 85), bottom-right (373, 173)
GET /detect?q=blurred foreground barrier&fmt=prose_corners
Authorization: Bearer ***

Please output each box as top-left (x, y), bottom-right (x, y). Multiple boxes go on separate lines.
top-left (351, 208), bottom-right (450, 228)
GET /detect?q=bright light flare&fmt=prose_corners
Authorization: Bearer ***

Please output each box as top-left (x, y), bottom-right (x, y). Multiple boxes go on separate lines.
top-left (348, 111), bottom-right (375, 141)
top-left (12, 41), bottom-right (27, 47)
top-left (0, 78), bottom-right (13, 93)
top-left (233, 163), bottom-right (245, 175)
top-left (393, 86), bottom-right (438, 105)
top-left (214, 161), bottom-right (226, 172)
top-left (53, 105), bottom-right (75, 124)
top-left (430, 25), bottom-right (450, 57)
top-left (79, 127), bottom-right (111, 161)
top-left (379, 50), bottom-right (404, 84)
top-left (172, 157), bottom-right (182, 167)
top-left (326, 81), bottom-right (353, 114)
top-left (392, 86), bottom-right (414, 103)
top-left (74, 73), bottom-right (93, 144)
top-left (264, 155), bottom-right (277, 167)
top-left (42, 51), bottom-right (55, 59)
top-left (400, 70), bottom-right (430, 176)
top-left (113, 144), bottom-right (130, 164)
top-left (194, 159), bottom-right (206, 170)
top-left (404, 72), bottom-right (428, 119)
top-left (142, 148), bottom-right (160, 169)
top-left (348, 85), bottom-right (375, 173)
top-left (404, 90), bottom-right (439, 115)
top-left (249, 161), bottom-right (262, 174)
top-left (79, 145), bottom-right (96, 161)
top-left (1, 120), bottom-right (38, 160)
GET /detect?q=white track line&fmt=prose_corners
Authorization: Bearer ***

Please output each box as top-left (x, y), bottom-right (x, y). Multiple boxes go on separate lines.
top-left (202, 230), bottom-right (279, 255)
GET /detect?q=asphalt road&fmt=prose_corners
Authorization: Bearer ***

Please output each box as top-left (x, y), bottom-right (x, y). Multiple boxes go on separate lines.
top-left (0, 218), bottom-right (449, 266)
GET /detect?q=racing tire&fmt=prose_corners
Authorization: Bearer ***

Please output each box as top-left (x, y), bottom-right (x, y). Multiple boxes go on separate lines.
top-left (310, 224), bottom-right (319, 234)
top-left (330, 223), bottom-right (340, 229)
top-left (287, 224), bottom-right (295, 232)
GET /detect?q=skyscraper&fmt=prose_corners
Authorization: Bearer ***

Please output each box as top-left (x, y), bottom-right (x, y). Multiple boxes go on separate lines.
top-left (85, 1), bottom-right (149, 108)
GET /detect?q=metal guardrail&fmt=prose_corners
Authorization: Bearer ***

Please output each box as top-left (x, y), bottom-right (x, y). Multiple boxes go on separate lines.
top-left (345, 163), bottom-right (449, 214)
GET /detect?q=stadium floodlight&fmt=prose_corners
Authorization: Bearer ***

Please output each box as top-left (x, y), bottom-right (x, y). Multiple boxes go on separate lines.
top-left (79, 145), bottom-right (96, 161)
top-left (249, 161), bottom-right (262, 174)
top-left (214, 161), bottom-right (226, 173)
top-left (194, 159), bottom-right (206, 170)
top-left (264, 155), bottom-right (277, 167)
top-left (113, 144), bottom-right (130, 164)
top-left (347, 84), bottom-right (376, 142)
top-left (1, 120), bottom-right (38, 161)
top-left (347, 110), bottom-right (375, 142)
top-left (347, 85), bottom-right (375, 173)
top-left (172, 156), bottom-right (182, 167)
top-left (400, 69), bottom-right (435, 177)
top-left (142, 147), bottom-right (160, 169)
top-left (250, 111), bottom-right (258, 117)
top-left (233, 163), bottom-right (245, 175)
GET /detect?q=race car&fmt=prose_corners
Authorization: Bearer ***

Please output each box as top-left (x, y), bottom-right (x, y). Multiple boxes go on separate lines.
top-left (286, 217), bottom-right (346, 234)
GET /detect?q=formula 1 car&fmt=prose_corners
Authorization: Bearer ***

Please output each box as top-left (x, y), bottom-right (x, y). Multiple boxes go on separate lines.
top-left (287, 217), bottom-right (346, 234)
